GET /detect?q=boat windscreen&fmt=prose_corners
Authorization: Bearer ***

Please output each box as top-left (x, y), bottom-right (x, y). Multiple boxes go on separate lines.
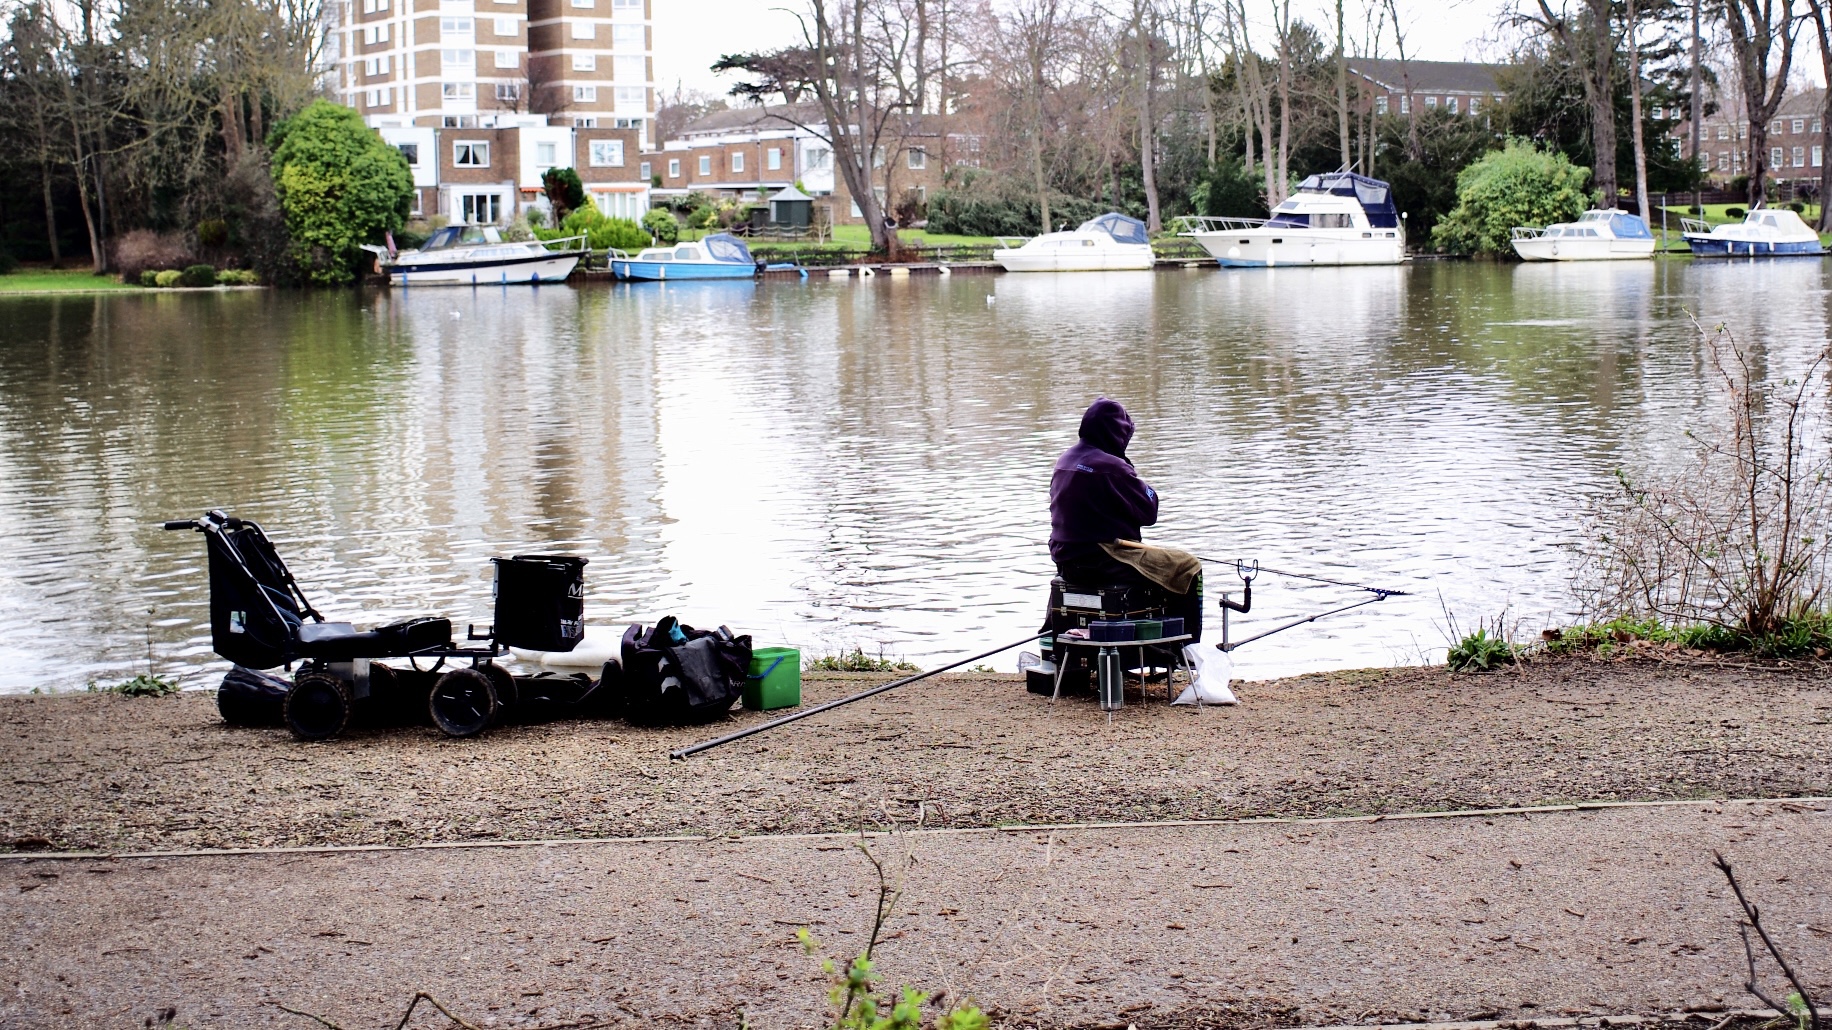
top-left (1295, 172), bottom-right (1400, 228)
top-left (1608, 212), bottom-right (1653, 239)
top-left (703, 233), bottom-right (754, 263)
top-left (422, 227), bottom-right (463, 250)
top-left (1077, 212), bottom-right (1149, 245)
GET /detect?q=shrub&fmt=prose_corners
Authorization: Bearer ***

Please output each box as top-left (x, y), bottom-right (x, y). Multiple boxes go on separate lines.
top-left (1726, 206), bottom-right (1746, 219)
top-left (1432, 140), bottom-right (1590, 256)
top-left (687, 204), bottom-right (718, 230)
top-left (196, 219), bottom-right (229, 248)
top-left (1687, 205), bottom-right (1702, 214)
top-left (112, 229), bottom-right (194, 282)
top-left (541, 166), bottom-right (586, 218)
top-left (179, 264), bottom-right (217, 288)
top-left (1189, 154), bottom-right (1266, 219)
top-left (1788, 201), bottom-right (1805, 213)
top-left (138, 270), bottom-right (161, 287)
top-left (1447, 628), bottom-right (1519, 672)
top-left (0, 251), bottom-right (17, 275)
top-left (154, 270), bottom-right (182, 287)
top-left (642, 207), bottom-right (679, 244)
top-left (805, 648), bottom-right (919, 673)
top-left (217, 269), bottom-right (259, 285)
top-left (269, 99), bottom-right (415, 285)
top-left (113, 674), bottom-right (180, 697)
top-left (925, 170), bottom-right (1113, 236)
top-left (524, 206), bottom-right (547, 228)
top-left (560, 206), bottom-right (649, 251)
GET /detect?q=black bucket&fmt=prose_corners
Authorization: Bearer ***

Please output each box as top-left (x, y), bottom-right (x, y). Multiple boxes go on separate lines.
top-left (492, 555), bottom-right (588, 652)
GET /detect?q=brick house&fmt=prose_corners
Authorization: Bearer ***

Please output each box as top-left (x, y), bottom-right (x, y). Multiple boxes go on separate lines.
top-left (1692, 89), bottom-right (1826, 184)
top-left (1347, 59), bottom-right (1509, 118)
top-left (383, 116), bottom-right (645, 224)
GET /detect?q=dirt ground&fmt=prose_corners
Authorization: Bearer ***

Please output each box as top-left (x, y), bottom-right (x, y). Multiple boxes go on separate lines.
top-left (1, 658), bottom-right (1827, 853)
top-left (2, 802), bottom-right (1827, 1029)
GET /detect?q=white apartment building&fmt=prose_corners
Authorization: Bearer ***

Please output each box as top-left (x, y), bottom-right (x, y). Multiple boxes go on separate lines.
top-left (334, 0), bottom-right (653, 148)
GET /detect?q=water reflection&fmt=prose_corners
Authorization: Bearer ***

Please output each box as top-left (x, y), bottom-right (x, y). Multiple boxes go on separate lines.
top-left (0, 260), bottom-right (1828, 691)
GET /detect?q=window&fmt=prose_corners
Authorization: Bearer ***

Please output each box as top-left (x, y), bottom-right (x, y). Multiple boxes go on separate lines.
top-left (611, 0), bottom-right (642, 7)
top-left (639, 160), bottom-right (651, 179)
top-left (573, 116), bottom-right (597, 127)
top-left (442, 49), bottom-right (473, 67)
top-left (459, 192), bottom-right (501, 224)
top-left (573, 85), bottom-right (597, 102)
top-left (668, 158), bottom-right (680, 177)
top-left (453, 141), bottom-right (489, 166)
top-left (442, 82), bottom-right (475, 100)
top-left (495, 82), bottom-right (521, 99)
top-left (1424, 96), bottom-right (1438, 109)
top-left (1468, 97), bottom-right (1479, 115)
top-left (572, 53), bottom-right (596, 70)
top-left (613, 116), bottom-right (643, 129)
top-left (1793, 145), bottom-right (1805, 166)
top-left (571, 0), bottom-right (590, 6)
top-left (537, 141), bottom-right (557, 165)
top-left (493, 16), bottom-right (514, 34)
top-left (441, 114), bottom-right (478, 127)
top-left (1718, 125), bottom-right (1729, 140)
top-left (1794, 118), bottom-right (1806, 134)
top-left (1772, 118), bottom-right (1784, 133)
top-left (732, 151), bottom-right (744, 172)
top-left (590, 140), bottom-right (624, 166)
top-left (398, 143), bottom-right (419, 165)
top-left (614, 55), bottom-right (645, 81)
top-left (612, 24), bottom-right (643, 48)
top-left (1399, 95), bottom-right (1410, 114)
top-left (1772, 146), bottom-right (1784, 167)
top-left (1374, 95), bottom-right (1388, 116)
top-left (1816, 118), bottom-right (1824, 133)
top-left (1816, 146), bottom-right (1825, 167)
top-left (698, 155), bottom-right (711, 175)
top-left (615, 87), bottom-right (645, 107)
top-left (907, 147), bottom-right (926, 170)
top-left (440, 16), bottom-right (472, 33)
top-left (363, 55), bottom-right (390, 75)
top-left (366, 88), bottom-right (381, 107)
top-left (1718, 152), bottom-right (1729, 171)
top-left (767, 147), bottom-right (781, 171)
top-left (804, 147), bottom-right (829, 169)
top-left (360, 22), bottom-right (389, 43)
top-left (571, 19), bottom-right (593, 38)
top-left (494, 48), bottom-right (516, 68)
top-left (1446, 97), bottom-right (1458, 114)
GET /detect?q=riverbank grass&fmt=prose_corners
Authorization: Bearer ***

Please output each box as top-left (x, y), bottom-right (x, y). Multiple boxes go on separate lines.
top-left (0, 268), bottom-right (138, 293)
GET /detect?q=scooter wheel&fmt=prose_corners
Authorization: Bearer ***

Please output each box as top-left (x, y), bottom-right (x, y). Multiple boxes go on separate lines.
top-left (285, 671), bottom-right (354, 742)
top-left (477, 663), bottom-right (517, 724)
top-left (429, 667), bottom-right (497, 738)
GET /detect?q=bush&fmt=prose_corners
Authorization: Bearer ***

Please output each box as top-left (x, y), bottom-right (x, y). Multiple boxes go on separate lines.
top-left (138, 269), bottom-right (160, 287)
top-left (524, 207), bottom-right (546, 229)
top-left (542, 166), bottom-right (586, 218)
top-left (217, 269), bottom-right (259, 285)
top-left (179, 264), bottom-right (217, 287)
top-left (1788, 201), bottom-right (1805, 213)
top-left (196, 219), bottom-right (229, 249)
top-left (269, 99), bottom-right (415, 285)
top-left (1447, 628), bottom-right (1519, 672)
top-left (1431, 140), bottom-right (1590, 256)
top-left (687, 204), bottom-right (719, 230)
top-left (925, 170), bottom-right (1113, 236)
top-left (153, 270), bottom-right (182, 287)
top-left (0, 251), bottom-right (17, 275)
top-left (559, 206), bottom-right (650, 251)
top-left (111, 674), bottom-right (181, 697)
top-left (1726, 206), bottom-right (1746, 218)
top-left (1189, 155), bottom-right (1266, 219)
top-left (112, 229), bottom-right (194, 282)
top-left (642, 207), bottom-right (679, 244)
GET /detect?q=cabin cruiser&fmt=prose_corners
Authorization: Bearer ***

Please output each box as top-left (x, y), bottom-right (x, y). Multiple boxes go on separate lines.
top-left (368, 225), bottom-right (585, 285)
top-left (1680, 207), bottom-right (1826, 257)
top-left (1180, 172), bottom-right (1405, 267)
top-left (609, 233), bottom-right (758, 281)
top-left (1510, 210), bottom-right (1656, 261)
top-left (993, 212), bottom-right (1156, 272)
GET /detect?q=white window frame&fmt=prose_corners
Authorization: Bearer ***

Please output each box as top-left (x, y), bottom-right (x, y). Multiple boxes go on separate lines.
top-left (1399, 95), bottom-right (1410, 115)
top-left (767, 147), bottom-right (781, 171)
top-left (574, 85), bottom-right (597, 103)
top-left (1446, 96), bottom-right (1459, 114)
top-left (614, 86), bottom-right (645, 107)
top-left (1771, 146), bottom-right (1785, 168)
top-left (494, 48), bottom-right (516, 68)
top-left (493, 16), bottom-right (514, 35)
top-left (1424, 95), bottom-right (1438, 109)
top-left (732, 151), bottom-right (744, 172)
top-left (571, 0), bottom-right (591, 6)
top-left (610, 0), bottom-right (641, 7)
top-left (572, 53), bottom-right (596, 70)
top-left (639, 160), bottom-right (651, 179)
top-left (442, 82), bottom-right (475, 100)
top-left (668, 158), bottom-right (680, 178)
top-left (442, 49), bottom-right (474, 68)
top-left (1718, 125), bottom-right (1729, 140)
top-left (698, 155), bottom-right (711, 175)
top-left (570, 19), bottom-right (593, 39)
top-left (458, 192), bottom-right (502, 224)
top-left (907, 147), bottom-right (926, 170)
top-left (613, 55), bottom-right (645, 81)
top-left (536, 141), bottom-right (558, 166)
top-left (590, 139), bottom-right (624, 166)
top-left (1814, 146), bottom-right (1824, 167)
top-left (1469, 96), bottom-right (1480, 115)
top-left (494, 82), bottom-right (520, 100)
top-left (453, 140), bottom-right (490, 167)
top-left (1794, 119), bottom-right (1806, 134)
top-left (612, 24), bottom-right (643, 48)
top-left (440, 16), bottom-right (472, 33)
top-left (1793, 145), bottom-right (1806, 167)
top-left (1375, 95), bottom-right (1388, 116)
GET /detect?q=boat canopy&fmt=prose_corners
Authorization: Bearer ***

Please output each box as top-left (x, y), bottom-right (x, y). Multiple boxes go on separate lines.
top-left (702, 233), bottom-right (755, 264)
top-left (1295, 172), bottom-right (1400, 228)
top-left (421, 226), bottom-right (500, 250)
top-left (1607, 212), bottom-right (1653, 239)
top-left (1077, 212), bottom-right (1150, 245)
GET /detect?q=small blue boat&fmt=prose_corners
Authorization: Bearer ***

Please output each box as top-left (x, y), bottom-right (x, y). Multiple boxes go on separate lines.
top-left (1681, 208), bottom-right (1827, 257)
top-left (609, 233), bottom-right (758, 281)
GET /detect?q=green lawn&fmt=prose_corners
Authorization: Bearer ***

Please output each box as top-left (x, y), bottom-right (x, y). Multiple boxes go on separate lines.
top-left (678, 224), bottom-right (1003, 250)
top-left (0, 268), bottom-right (138, 293)
top-left (1649, 202), bottom-right (1832, 250)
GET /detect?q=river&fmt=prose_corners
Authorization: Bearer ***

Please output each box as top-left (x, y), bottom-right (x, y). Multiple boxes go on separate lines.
top-left (0, 259), bottom-right (1825, 693)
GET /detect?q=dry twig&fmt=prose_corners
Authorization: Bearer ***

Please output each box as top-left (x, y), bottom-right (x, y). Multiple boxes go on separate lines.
top-left (1714, 851), bottom-right (1822, 1030)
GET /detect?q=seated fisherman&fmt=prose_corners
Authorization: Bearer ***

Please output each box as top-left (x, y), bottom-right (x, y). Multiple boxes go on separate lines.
top-left (1049, 397), bottom-right (1201, 641)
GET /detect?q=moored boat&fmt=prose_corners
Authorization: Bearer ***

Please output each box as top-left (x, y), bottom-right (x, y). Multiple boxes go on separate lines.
top-left (1509, 210), bottom-right (1656, 262)
top-left (1180, 172), bottom-right (1406, 267)
top-left (993, 212), bottom-right (1155, 272)
top-left (610, 233), bottom-right (758, 281)
top-left (371, 226), bottom-right (586, 286)
top-left (1680, 207), bottom-right (1826, 257)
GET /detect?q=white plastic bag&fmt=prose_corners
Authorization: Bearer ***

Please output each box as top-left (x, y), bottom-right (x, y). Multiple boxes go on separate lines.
top-left (1173, 643), bottom-right (1238, 705)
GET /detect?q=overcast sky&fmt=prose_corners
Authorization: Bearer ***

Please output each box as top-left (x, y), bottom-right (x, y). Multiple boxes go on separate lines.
top-left (651, 0), bottom-right (1527, 100)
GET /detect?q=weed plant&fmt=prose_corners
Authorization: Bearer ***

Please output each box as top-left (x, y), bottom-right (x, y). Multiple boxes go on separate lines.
top-left (806, 649), bottom-right (920, 674)
top-left (106, 674), bottom-right (181, 697)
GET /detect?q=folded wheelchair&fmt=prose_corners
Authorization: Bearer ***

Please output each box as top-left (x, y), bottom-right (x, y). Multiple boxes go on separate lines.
top-left (164, 510), bottom-right (597, 741)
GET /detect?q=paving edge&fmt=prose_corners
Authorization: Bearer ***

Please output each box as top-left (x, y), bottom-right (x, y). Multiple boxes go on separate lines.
top-left (1290, 1008), bottom-right (1780, 1030)
top-left (3, 795), bottom-right (1825, 864)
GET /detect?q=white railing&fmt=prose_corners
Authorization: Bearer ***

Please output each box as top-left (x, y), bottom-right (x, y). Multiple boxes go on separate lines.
top-left (994, 236), bottom-right (1029, 248)
top-left (537, 233), bottom-right (590, 253)
top-left (1509, 226), bottom-right (1548, 241)
top-left (1175, 215), bottom-right (1268, 234)
top-left (1679, 217), bottom-right (1712, 236)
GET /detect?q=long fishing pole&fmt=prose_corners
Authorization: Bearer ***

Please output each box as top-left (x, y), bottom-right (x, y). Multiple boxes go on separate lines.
top-left (1194, 555), bottom-right (1411, 597)
top-left (670, 632), bottom-right (1045, 761)
top-left (1216, 594), bottom-right (1391, 652)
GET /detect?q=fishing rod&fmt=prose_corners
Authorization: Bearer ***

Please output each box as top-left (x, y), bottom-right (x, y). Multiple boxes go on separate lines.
top-left (1192, 554), bottom-right (1410, 652)
top-left (1195, 555), bottom-right (1411, 597)
top-left (670, 632), bottom-right (1045, 761)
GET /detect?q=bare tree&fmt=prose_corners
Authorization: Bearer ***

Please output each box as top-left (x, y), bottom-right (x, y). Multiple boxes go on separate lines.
top-left (1721, 0), bottom-right (1799, 207)
top-left (1516, 0), bottom-right (1621, 207)
top-left (980, 0), bottom-right (1068, 232)
top-left (1805, 0), bottom-right (1832, 228)
top-left (1627, 0), bottom-right (1650, 221)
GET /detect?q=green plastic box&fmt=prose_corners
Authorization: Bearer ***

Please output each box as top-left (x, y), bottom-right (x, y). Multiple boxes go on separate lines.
top-left (1133, 619), bottom-right (1163, 640)
top-left (744, 647), bottom-right (802, 711)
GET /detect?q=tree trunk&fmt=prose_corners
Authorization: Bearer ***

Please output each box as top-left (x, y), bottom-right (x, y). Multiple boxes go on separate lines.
top-left (1721, 0), bottom-right (1798, 208)
top-left (1274, 1), bottom-right (1291, 192)
top-left (1688, 0), bottom-right (1702, 166)
top-left (1335, 0), bottom-right (1350, 169)
top-left (1137, 10), bottom-right (1161, 233)
top-left (1585, 0), bottom-right (1618, 206)
top-left (249, 92), bottom-right (265, 150)
top-left (222, 92), bottom-right (244, 163)
top-left (1813, 0), bottom-right (1832, 230)
top-left (40, 162), bottom-right (61, 267)
top-left (1627, 0), bottom-right (1650, 223)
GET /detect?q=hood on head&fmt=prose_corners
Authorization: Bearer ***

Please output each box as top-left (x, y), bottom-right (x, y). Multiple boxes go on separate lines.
top-left (1078, 397), bottom-right (1134, 457)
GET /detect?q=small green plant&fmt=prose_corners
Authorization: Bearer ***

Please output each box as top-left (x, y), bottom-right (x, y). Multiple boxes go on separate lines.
top-left (154, 270), bottom-right (182, 287)
top-left (113, 674), bottom-right (180, 697)
top-left (178, 264), bottom-right (217, 287)
top-left (216, 269), bottom-right (259, 286)
top-left (139, 269), bottom-right (161, 287)
top-left (196, 219), bottom-right (229, 248)
top-left (642, 207), bottom-right (680, 244)
top-left (805, 649), bottom-right (920, 673)
top-left (1447, 628), bottom-right (1519, 672)
top-left (1726, 206), bottom-right (1746, 218)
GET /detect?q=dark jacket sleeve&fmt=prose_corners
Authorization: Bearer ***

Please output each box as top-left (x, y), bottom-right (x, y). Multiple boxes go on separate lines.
top-left (1110, 469), bottom-right (1160, 531)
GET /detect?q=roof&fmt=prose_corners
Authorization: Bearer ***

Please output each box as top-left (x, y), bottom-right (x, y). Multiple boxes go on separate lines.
top-left (679, 101), bottom-right (952, 141)
top-left (1347, 59), bottom-right (1509, 95)
top-left (769, 185), bottom-right (813, 202)
top-left (1777, 89), bottom-right (1826, 117)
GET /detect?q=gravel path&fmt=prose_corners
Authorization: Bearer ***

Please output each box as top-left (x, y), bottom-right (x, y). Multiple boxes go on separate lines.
top-left (3, 801), bottom-right (1827, 1030)
top-left (1, 661), bottom-right (1827, 852)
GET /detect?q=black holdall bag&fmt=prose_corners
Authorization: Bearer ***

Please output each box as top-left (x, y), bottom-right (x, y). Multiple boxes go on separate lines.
top-left (620, 617), bottom-right (751, 725)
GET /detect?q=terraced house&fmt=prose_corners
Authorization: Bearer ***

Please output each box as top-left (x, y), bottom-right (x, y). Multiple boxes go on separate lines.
top-left (1693, 90), bottom-right (1827, 184)
top-left (332, 0), bottom-right (654, 224)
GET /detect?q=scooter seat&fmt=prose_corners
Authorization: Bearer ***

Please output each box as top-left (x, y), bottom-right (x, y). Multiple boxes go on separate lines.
top-left (294, 617), bottom-right (452, 659)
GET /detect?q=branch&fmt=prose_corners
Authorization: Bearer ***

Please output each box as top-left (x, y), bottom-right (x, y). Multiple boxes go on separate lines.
top-left (1714, 852), bottom-right (1822, 1030)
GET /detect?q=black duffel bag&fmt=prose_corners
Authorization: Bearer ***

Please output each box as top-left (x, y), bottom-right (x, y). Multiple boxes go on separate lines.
top-left (218, 665), bottom-right (291, 726)
top-left (620, 617), bottom-right (751, 726)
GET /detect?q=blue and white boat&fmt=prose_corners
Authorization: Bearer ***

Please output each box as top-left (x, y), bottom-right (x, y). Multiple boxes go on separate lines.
top-left (1180, 172), bottom-right (1405, 267)
top-left (368, 226), bottom-right (586, 286)
top-left (609, 233), bottom-right (758, 281)
top-left (1681, 208), bottom-right (1826, 257)
top-left (1510, 210), bottom-right (1655, 261)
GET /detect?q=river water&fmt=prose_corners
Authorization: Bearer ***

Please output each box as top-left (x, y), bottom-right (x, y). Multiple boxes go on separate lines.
top-left (1, 260), bottom-right (1826, 693)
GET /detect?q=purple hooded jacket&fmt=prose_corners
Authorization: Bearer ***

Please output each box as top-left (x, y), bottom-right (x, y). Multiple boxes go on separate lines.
top-left (1049, 398), bottom-right (1159, 564)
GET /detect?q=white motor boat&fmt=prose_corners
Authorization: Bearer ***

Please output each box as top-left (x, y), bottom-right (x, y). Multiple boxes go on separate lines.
top-left (369, 226), bottom-right (586, 286)
top-left (1180, 172), bottom-right (1406, 267)
top-left (994, 212), bottom-right (1155, 272)
top-left (1510, 210), bottom-right (1656, 261)
top-left (1680, 207), bottom-right (1826, 257)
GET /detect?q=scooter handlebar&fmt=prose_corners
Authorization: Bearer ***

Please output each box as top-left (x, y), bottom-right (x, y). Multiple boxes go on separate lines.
top-left (162, 520), bottom-right (198, 531)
